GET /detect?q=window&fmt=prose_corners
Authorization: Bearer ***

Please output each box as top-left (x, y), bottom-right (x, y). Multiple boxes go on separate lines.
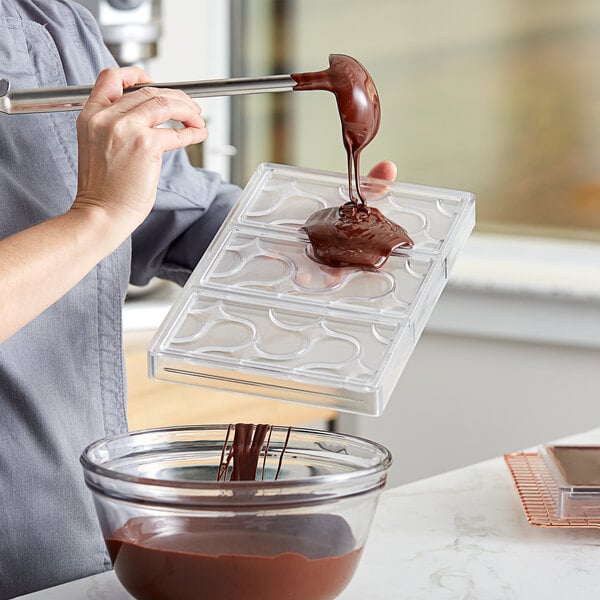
top-left (231, 0), bottom-right (600, 242)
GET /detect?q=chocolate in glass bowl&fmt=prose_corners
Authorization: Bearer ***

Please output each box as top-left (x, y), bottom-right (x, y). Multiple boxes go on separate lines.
top-left (81, 425), bottom-right (391, 600)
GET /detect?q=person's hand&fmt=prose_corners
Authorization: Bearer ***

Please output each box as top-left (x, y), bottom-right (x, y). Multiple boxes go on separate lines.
top-left (0, 67), bottom-right (208, 341)
top-left (72, 66), bottom-right (207, 239)
top-left (367, 160), bottom-right (397, 182)
top-left (360, 160), bottom-right (397, 198)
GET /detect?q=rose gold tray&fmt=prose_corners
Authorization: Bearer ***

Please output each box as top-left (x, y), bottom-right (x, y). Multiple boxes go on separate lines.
top-left (504, 452), bottom-right (600, 529)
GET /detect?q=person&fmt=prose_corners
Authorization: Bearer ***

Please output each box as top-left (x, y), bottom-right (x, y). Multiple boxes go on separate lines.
top-left (0, 1), bottom-right (397, 598)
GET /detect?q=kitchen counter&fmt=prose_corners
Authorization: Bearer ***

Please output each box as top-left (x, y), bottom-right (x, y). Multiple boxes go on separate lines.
top-left (18, 428), bottom-right (600, 600)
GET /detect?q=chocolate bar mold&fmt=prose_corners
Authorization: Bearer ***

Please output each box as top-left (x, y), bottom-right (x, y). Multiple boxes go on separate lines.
top-left (163, 294), bottom-right (402, 386)
top-left (236, 166), bottom-right (471, 258)
top-left (149, 163), bottom-right (475, 414)
top-left (197, 230), bottom-right (438, 321)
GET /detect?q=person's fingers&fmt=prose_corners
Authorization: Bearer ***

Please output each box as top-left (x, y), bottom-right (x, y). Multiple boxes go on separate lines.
top-left (126, 93), bottom-right (205, 132)
top-left (93, 88), bottom-right (205, 145)
top-left (152, 122), bottom-right (208, 152)
top-left (361, 160), bottom-right (397, 197)
top-left (81, 88), bottom-right (206, 153)
top-left (85, 66), bottom-right (153, 111)
top-left (74, 69), bottom-right (209, 233)
top-left (101, 86), bottom-right (202, 120)
top-left (367, 160), bottom-right (397, 182)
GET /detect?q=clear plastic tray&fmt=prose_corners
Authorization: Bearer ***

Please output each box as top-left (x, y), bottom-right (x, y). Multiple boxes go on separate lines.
top-left (504, 452), bottom-right (600, 528)
top-left (149, 163), bottom-right (475, 415)
top-left (540, 445), bottom-right (600, 519)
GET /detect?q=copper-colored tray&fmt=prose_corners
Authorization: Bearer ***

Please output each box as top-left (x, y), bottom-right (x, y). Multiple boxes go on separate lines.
top-left (504, 452), bottom-right (600, 529)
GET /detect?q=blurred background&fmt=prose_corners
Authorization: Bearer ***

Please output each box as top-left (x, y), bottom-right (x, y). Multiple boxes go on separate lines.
top-left (230, 0), bottom-right (600, 242)
top-left (145, 0), bottom-right (600, 241)
top-left (92, 0), bottom-right (600, 486)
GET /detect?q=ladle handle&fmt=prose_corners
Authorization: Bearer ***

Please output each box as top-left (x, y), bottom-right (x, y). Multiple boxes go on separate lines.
top-left (0, 74), bottom-right (296, 115)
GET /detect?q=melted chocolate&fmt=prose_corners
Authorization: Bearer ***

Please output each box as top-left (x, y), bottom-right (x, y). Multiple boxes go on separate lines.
top-left (292, 54), bottom-right (414, 269)
top-left (304, 203), bottom-right (413, 269)
top-left (106, 514), bottom-right (361, 600)
top-left (217, 423), bottom-right (291, 482)
top-left (292, 54), bottom-right (380, 206)
top-left (104, 426), bottom-right (361, 598)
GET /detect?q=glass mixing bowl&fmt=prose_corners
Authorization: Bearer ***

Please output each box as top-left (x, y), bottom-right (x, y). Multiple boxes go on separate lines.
top-left (80, 425), bottom-right (391, 600)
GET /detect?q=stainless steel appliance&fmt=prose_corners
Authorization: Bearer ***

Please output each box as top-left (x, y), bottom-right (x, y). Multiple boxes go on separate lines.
top-left (74, 0), bottom-right (161, 67)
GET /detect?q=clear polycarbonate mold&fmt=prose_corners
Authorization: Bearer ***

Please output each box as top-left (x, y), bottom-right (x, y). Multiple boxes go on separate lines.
top-left (149, 163), bottom-right (475, 415)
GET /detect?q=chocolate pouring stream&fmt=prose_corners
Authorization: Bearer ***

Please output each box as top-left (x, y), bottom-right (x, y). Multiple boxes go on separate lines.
top-left (293, 54), bottom-right (413, 268)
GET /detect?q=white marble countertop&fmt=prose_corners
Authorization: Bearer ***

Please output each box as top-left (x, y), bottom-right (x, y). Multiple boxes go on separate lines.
top-left (18, 427), bottom-right (600, 600)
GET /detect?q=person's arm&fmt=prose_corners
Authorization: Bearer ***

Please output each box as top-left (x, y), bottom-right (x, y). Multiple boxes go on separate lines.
top-left (0, 67), bottom-right (207, 343)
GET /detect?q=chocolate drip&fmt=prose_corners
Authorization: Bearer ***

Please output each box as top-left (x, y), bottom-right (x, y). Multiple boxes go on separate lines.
top-left (217, 423), bottom-right (291, 482)
top-left (292, 54), bottom-right (379, 206)
top-left (292, 54), bottom-right (413, 269)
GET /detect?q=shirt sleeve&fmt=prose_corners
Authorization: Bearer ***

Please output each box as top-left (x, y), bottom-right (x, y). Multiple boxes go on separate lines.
top-left (130, 151), bottom-right (240, 287)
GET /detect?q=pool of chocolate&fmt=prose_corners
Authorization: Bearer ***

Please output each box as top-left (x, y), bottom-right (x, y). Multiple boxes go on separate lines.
top-left (303, 203), bottom-right (413, 268)
top-left (106, 513), bottom-right (361, 600)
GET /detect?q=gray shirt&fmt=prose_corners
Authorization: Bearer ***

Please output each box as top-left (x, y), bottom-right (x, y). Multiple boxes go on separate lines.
top-left (0, 1), bottom-right (239, 597)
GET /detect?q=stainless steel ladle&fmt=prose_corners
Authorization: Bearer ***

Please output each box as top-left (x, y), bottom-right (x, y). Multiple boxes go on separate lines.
top-left (0, 74), bottom-right (296, 114)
